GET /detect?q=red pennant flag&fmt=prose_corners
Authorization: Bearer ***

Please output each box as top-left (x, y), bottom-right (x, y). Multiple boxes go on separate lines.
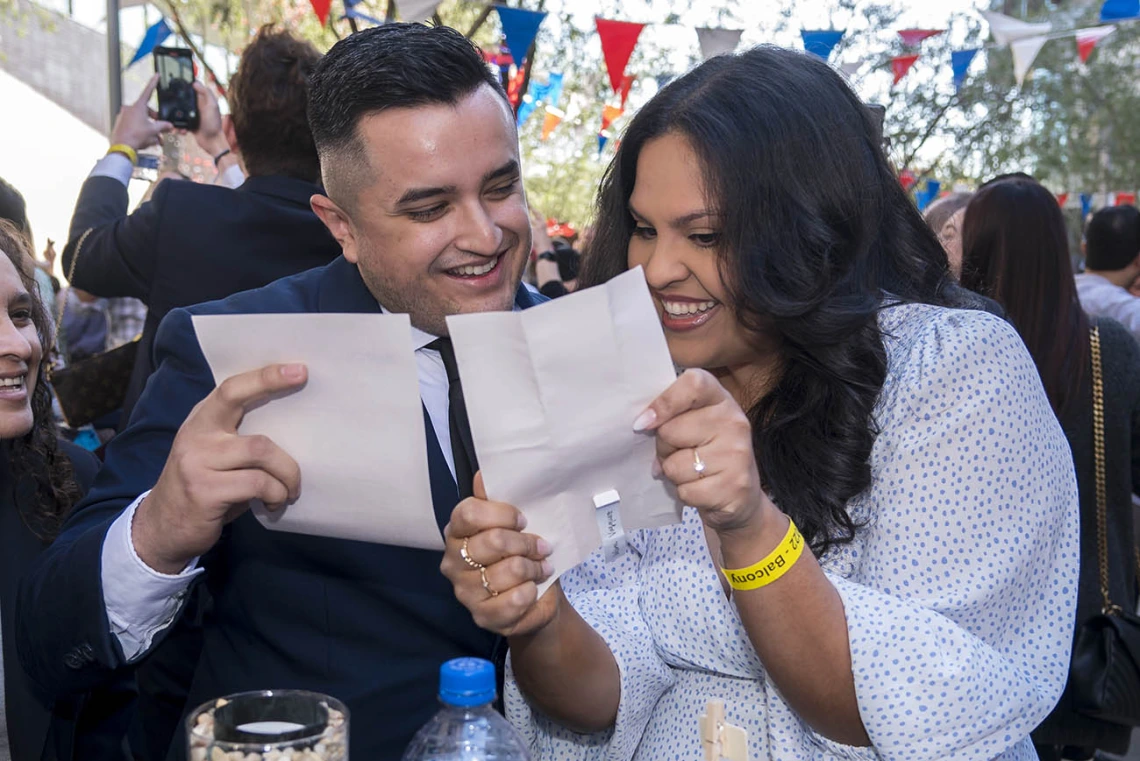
top-left (897, 29), bottom-right (944, 47)
top-left (309, 0), bottom-right (331, 25)
top-left (506, 66), bottom-right (527, 108)
top-left (899, 169), bottom-right (917, 191)
top-left (596, 18), bottom-right (646, 94)
top-left (891, 54), bottom-right (920, 85)
top-left (601, 105), bottom-right (623, 132)
top-left (1117, 192), bottom-right (1136, 206)
top-left (1057, 193), bottom-right (1069, 207)
top-left (1076, 26), bottom-right (1115, 64)
top-left (619, 74), bottom-right (634, 108)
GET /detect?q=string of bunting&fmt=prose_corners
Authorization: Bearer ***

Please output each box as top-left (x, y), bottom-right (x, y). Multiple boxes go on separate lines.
top-left (124, 0), bottom-right (1140, 159)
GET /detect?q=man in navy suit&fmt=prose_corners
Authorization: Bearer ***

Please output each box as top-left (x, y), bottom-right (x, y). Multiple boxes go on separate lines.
top-left (18, 23), bottom-right (548, 759)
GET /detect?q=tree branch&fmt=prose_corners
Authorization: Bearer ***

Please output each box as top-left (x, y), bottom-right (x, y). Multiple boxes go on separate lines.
top-left (156, 0), bottom-right (227, 91)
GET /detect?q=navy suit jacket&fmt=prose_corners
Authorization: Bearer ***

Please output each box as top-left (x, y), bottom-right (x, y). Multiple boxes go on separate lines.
top-left (18, 257), bottom-right (546, 759)
top-left (63, 174), bottom-right (341, 423)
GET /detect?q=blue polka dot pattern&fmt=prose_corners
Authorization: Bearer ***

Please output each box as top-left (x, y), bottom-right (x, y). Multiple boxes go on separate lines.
top-left (505, 304), bottom-right (1079, 761)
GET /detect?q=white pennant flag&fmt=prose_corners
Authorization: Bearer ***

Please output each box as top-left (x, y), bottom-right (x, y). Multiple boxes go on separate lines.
top-left (1011, 34), bottom-right (1049, 85)
top-left (396, 0), bottom-right (441, 22)
top-left (695, 27), bottom-right (744, 60)
top-left (982, 11), bottom-right (1052, 45)
top-left (839, 60), bottom-right (863, 76)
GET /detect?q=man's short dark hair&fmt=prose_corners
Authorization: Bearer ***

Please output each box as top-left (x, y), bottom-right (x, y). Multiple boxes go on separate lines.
top-left (308, 23), bottom-right (507, 208)
top-left (1086, 205), bottom-right (1140, 271)
top-left (229, 25), bottom-right (323, 182)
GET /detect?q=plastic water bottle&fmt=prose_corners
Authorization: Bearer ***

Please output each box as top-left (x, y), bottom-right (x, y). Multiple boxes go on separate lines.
top-left (401, 658), bottom-right (530, 761)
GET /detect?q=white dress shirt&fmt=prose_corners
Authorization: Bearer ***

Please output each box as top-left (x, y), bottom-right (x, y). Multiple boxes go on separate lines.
top-left (1075, 271), bottom-right (1140, 341)
top-left (100, 320), bottom-right (454, 660)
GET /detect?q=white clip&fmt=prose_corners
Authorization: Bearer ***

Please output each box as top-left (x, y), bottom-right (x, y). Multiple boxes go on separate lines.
top-left (699, 700), bottom-right (748, 761)
top-left (593, 490), bottom-right (628, 561)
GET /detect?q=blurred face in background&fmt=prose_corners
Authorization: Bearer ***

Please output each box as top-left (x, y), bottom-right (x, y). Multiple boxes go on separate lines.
top-left (938, 208), bottom-right (966, 279)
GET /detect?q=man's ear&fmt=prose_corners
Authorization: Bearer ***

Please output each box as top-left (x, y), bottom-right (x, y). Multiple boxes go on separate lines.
top-left (311, 194), bottom-right (359, 263)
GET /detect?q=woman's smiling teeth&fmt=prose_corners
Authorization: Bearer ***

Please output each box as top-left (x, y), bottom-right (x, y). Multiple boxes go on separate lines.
top-left (449, 257), bottom-right (499, 277)
top-left (0, 375), bottom-right (25, 389)
top-left (661, 299), bottom-right (718, 316)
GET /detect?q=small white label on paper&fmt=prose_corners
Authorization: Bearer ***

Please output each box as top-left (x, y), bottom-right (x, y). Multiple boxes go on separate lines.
top-left (593, 490), bottom-right (629, 561)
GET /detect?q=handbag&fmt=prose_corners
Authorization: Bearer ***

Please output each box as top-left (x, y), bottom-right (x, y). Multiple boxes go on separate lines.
top-left (47, 228), bottom-right (141, 428)
top-left (1069, 324), bottom-right (1140, 727)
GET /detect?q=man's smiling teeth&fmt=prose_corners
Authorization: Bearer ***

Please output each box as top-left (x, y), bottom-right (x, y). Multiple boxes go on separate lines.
top-left (661, 300), bottom-right (717, 316)
top-left (450, 258), bottom-right (498, 276)
top-left (0, 376), bottom-right (25, 388)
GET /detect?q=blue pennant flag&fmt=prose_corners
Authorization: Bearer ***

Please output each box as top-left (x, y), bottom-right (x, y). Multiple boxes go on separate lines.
top-left (1100, 0), bottom-right (1140, 21)
top-left (343, 6), bottom-right (383, 25)
top-left (951, 49), bottom-right (980, 91)
top-left (656, 74), bottom-right (676, 90)
top-left (1081, 193), bottom-right (1093, 219)
top-left (516, 72), bottom-right (563, 126)
top-left (495, 6), bottom-right (547, 65)
top-left (801, 29), bottom-right (845, 61)
top-left (925, 180), bottom-right (942, 199)
top-left (127, 18), bottom-right (172, 67)
top-left (598, 133), bottom-right (610, 155)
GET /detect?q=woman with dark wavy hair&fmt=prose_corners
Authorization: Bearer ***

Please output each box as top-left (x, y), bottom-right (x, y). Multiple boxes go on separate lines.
top-left (961, 175), bottom-right (1140, 761)
top-left (0, 220), bottom-right (132, 758)
top-left (442, 46), bottom-right (1078, 760)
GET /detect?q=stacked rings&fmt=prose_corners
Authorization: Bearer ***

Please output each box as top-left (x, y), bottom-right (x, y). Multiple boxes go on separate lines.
top-left (461, 537), bottom-right (499, 597)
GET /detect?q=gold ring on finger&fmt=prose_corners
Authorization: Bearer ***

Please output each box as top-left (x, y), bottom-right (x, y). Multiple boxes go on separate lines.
top-left (461, 537), bottom-right (485, 570)
top-left (480, 566), bottom-right (499, 597)
top-left (693, 448), bottom-right (707, 478)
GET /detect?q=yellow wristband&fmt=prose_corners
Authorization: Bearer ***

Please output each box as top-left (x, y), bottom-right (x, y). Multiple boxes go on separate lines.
top-left (107, 144), bottom-right (138, 166)
top-left (721, 518), bottom-right (805, 591)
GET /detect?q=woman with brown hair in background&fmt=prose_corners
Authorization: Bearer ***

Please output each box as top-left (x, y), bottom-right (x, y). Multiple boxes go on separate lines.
top-left (961, 173), bottom-right (1140, 761)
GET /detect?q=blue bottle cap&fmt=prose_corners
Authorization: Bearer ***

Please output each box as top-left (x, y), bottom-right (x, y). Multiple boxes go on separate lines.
top-left (438, 658), bottom-right (496, 707)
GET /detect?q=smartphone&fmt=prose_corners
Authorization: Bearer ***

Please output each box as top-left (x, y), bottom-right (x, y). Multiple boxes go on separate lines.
top-left (153, 46), bottom-right (199, 130)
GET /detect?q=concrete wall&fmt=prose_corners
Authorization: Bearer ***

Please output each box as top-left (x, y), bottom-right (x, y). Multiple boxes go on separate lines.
top-left (0, 0), bottom-right (149, 135)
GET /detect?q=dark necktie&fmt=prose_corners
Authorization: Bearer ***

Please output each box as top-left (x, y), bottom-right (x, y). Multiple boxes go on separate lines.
top-left (427, 337), bottom-right (479, 500)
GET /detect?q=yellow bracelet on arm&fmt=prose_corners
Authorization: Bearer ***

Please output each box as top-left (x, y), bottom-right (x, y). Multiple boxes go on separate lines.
top-left (107, 144), bottom-right (138, 166)
top-left (721, 517), bottom-right (806, 591)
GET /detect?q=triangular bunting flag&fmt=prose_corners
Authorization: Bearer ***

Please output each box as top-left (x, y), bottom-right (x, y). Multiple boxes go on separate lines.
top-left (899, 169), bottom-right (917, 191)
top-left (891, 54), bottom-right (919, 85)
top-left (127, 18), bottom-right (172, 66)
top-left (598, 132), bottom-right (610, 155)
top-left (596, 18), bottom-right (646, 94)
top-left (897, 29), bottom-right (943, 47)
top-left (397, 0), bottom-right (441, 22)
top-left (601, 104), bottom-right (623, 132)
top-left (1081, 193), bottom-right (1094, 218)
top-left (618, 74), bottom-right (633, 109)
top-left (309, 0), bottom-right (332, 24)
top-left (695, 27), bottom-right (743, 60)
top-left (656, 74), bottom-right (676, 90)
top-left (541, 108), bottom-right (563, 141)
top-left (951, 49), bottom-right (980, 91)
top-left (1076, 25), bottom-right (1115, 63)
top-left (1011, 35), bottom-right (1049, 85)
top-left (1100, 0), bottom-right (1139, 22)
top-left (1118, 192), bottom-right (1136, 206)
top-left (839, 60), bottom-right (863, 76)
top-left (495, 6), bottom-right (547, 65)
top-left (801, 29), bottom-right (845, 61)
top-left (1057, 193), bottom-right (1069, 207)
top-left (982, 11), bottom-right (1051, 46)
top-left (343, 7), bottom-right (383, 25)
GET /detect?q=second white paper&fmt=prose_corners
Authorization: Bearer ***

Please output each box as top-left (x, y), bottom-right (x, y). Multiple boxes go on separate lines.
top-left (192, 313), bottom-right (444, 550)
top-left (447, 267), bottom-right (683, 590)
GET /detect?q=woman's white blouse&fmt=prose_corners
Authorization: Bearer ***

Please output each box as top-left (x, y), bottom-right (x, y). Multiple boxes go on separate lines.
top-left (506, 303), bottom-right (1080, 761)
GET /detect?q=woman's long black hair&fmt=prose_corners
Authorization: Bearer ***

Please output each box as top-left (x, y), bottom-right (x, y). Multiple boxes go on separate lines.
top-left (0, 220), bottom-right (81, 541)
top-left (581, 46), bottom-right (951, 555)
